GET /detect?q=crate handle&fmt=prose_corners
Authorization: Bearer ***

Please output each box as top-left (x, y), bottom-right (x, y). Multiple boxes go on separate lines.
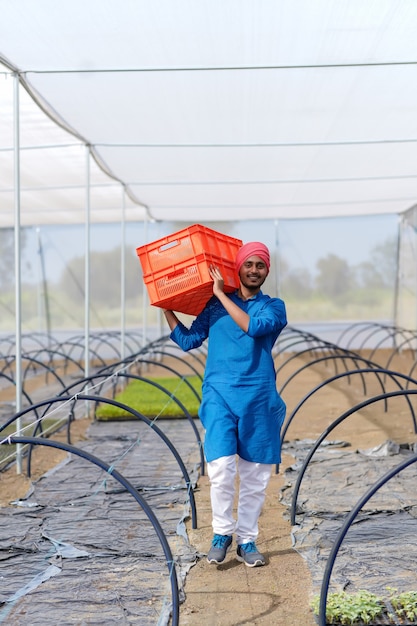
top-left (159, 240), bottom-right (179, 252)
top-left (165, 267), bottom-right (186, 280)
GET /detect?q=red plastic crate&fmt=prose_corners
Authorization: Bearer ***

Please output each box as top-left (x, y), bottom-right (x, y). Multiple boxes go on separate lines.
top-left (136, 224), bottom-right (243, 315)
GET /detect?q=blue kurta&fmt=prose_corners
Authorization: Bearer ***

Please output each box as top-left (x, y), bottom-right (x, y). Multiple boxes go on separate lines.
top-left (170, 291), bottom-right (287, 464)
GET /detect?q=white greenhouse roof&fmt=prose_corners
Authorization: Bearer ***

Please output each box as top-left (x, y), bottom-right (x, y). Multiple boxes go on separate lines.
top-left (1, 0), bottom-right (417, 226)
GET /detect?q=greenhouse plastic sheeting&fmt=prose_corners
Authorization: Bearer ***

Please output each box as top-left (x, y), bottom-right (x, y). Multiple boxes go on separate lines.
top-left (0, 419), bottom-right (201, 625)
top-left (2, 1), bottom-right (417, 226)
top-left (282, 439), bottom-right (417, 595)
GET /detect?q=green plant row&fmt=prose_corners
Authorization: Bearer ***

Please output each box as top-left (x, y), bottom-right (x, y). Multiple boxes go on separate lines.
top-left (95, 376), bottom-right (202, 420)
top-left (311, 588), bottom-right (417, 625)
top-left (388, 588), bottom-right (417, 623)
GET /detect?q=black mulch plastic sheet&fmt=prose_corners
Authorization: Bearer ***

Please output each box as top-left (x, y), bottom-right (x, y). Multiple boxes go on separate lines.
top-left (0, 419), bottom-right (203, 625)
top-left (281, 439), bottom-right (417, 600)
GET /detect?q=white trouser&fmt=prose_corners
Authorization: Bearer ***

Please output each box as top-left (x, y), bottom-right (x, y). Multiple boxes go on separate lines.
top-left (207, 455), bottom-right (273, 545)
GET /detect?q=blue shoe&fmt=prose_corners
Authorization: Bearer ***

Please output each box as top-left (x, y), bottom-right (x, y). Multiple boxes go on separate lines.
top-left (207, 534), bottom-right (233, 564)
top-left (236, 541), bottom-right (266, 567)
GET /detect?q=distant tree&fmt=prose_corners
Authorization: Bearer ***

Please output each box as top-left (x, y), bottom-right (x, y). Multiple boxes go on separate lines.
top-left (355, 261), bottom-right (385, 290)
top-left (315, 254), bottom-right (354, 298)
top-left (281, 266), bottom-right (313, 299)
top-left (368, 236), bottom-right (397, 289)
top-left (354, 237), bottom-right (397, 290)
top-left (58, 247), bottom-right (142, 307)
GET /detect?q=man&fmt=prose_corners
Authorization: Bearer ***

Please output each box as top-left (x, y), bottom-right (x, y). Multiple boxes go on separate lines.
top-left (163, 241), bottom-right (287, 567)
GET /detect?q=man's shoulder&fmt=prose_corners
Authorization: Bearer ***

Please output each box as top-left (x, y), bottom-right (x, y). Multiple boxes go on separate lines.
top-left (253, 293), bottom-right (287, 324)
top-left (255, 292), bottom-right (285, 306)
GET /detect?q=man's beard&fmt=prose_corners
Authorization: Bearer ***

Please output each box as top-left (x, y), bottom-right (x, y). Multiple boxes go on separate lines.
top-left (240, 275), bottom-right (266, 292)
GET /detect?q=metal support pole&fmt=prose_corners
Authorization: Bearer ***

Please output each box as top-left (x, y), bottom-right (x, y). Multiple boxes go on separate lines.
top-left (120, 189), bottom-right (126, 361)
top-left (156, 220), bottom-right (164, 338)
top-left (84, 146), bottom-right (91, 380)
top-left (13, 72), bottom-right (23, 473)
top-left (142, 214), bottom-right (149, 346)
top-left (392, 215), bottom-right (401, 346)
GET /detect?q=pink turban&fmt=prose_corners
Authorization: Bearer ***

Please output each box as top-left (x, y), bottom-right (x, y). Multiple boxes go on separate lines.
top-left (235, 242), bottom-right (271, 273)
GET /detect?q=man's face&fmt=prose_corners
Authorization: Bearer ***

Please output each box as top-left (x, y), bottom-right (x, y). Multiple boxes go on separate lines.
top-left (238, 255), bottom-right (268, 291)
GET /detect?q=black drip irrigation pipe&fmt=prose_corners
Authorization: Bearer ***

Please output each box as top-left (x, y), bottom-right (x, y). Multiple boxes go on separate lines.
top-left (277, 364), bottom-right (417, 475)
top-left (146, 349), bottom-right (205, 381)
top-left (336, 321), bottom-right (394, 348)
top-left (278, 346), bottom-right (376, 394)
top-left (1, 354), bottom-right (67, 390)
top-left (114, 372), bottom-right (205, 476)
top-left (290, 388), bottom-right (417, 525)
top-left (273, 329), bottom-right (322, 351)
top-left (280, 367), bottom-right (417, 445)
top-left (95, 357), bottom-right (202, 403)
top-left (278, 354), bottom-right (388, 408)
top-left (318, 452), bottom-right (417, 626)
top-left (275, 344), bottom-right (342, 382)
top-left (58, 372), bottom-right (121, 401)
top-left (0, 372), bottom-right (35, 413)
top-left (276, 365), bottom-right (386, 474)
top-left (356, 324), bottom-right (405, 353)
top-left (86, 334), bottom-right (122, 360)
top-left (385, 334), bottom-right (417, 371)
top-left (339, 321), bottom-right (390, 351)
top-left (25, 347), bottom-right (87, 378)
top-left (57, 371), bottom-right (205, 475)
top-left (0, 395), bottom-right (198, 529)
top-left (368, 327), bottom-right (415, 363)
top-left (131, 359), bottom-right (202, 402)
top-left (4, 436), bottom-right (180, 626)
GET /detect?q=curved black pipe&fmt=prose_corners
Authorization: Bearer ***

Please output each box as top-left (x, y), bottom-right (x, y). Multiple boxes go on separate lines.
top-left (147, 349), bottom-right (205, 380)
top-left (276, 365), bottom-right (417, 475)
top-left (290, 389), bottom-right (417, 525)
top-left (318, 452), bottom-right (417, 626)
top-left (52, 341), bottom-right (106, 371)
top-left (0, 395), bottom-right (198, 529)
top-left (112, 373), bottom-right (205, 476)
top-left (57, 371), bottom-right (205, 475)
top-left (341, 322), bottom-right (389, 351)
top-left (25, 347), bottom-right (86, 379)
top-left (385, 333), bottom-right (417, 371)
top-left (273, 336), bottom-right (328, 364)
top-left (281, 367), bottom-right (417, 444)
top-left (276, 343), bottom-right (340, 377)
top-left (356, 324), bottom-right (399, 352)
top-left (3, 436), bottom-right (180, 626)
top-left (0, 372), bottom-right (35, 412)
top-left (369, 327), bottom-right (415, 362)
top-left (98, 349), bottom-right (204, 383)
top-left (336, 321), bottom-right (392, 349)
top-left (95, 358), bottom-right (202, 403)
top-left (1, 354), bottom-right (67, 389)
top-left (133, 359), bottom-right (202, 402)
top-left (278, 352), bottom-right (375, 399)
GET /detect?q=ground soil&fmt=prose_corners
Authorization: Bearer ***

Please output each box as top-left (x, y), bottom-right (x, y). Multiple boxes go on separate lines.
top-left (1, 348), bottom-right (417, 625)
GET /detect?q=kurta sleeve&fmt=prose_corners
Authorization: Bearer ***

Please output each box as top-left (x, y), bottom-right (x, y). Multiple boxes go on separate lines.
top-left (170, 299), bottom-right (212, 351)
top-left (247, 297), bottom-right (287, 338)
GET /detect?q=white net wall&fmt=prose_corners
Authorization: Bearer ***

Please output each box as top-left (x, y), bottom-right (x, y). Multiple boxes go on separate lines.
top-left (0, 215), bottom-right (400, 336)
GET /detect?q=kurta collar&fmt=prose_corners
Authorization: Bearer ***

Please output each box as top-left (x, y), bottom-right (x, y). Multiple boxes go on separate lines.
top-left (234, 289), bottom-right (263, 302)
